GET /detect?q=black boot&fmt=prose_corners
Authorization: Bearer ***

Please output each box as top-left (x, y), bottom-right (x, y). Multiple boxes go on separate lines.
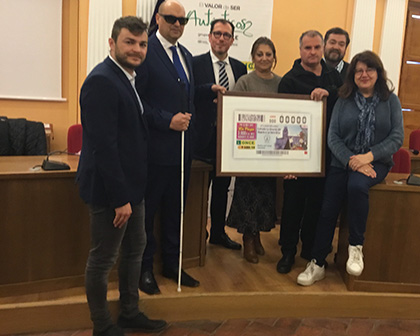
top-left (139, 270), bottom-right (161, 295)
top-left (276, 253), bottom-right (295, 274)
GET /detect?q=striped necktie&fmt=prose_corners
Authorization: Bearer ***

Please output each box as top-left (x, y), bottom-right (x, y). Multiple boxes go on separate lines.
top-left (217, 61), bottom-right (229, 90)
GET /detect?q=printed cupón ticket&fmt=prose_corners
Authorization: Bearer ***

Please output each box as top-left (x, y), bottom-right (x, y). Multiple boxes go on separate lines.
top-left (233, 110), bottom-right (310, 160)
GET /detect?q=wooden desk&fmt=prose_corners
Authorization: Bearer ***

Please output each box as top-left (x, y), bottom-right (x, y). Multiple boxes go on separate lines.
top-left (0, 156), bottom-right (210, 296)
top-left (0, 155), bottom-right (89, 296)
top-left (336, 172), bottom-right (420, 293)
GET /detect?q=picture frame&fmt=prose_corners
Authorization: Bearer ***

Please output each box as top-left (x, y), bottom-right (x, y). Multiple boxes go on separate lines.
top-left (216, 91), bottom-right (326, 177)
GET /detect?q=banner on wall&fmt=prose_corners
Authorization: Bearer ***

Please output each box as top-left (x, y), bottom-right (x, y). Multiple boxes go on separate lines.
top-left (178, 0), bottom-right (273, 69)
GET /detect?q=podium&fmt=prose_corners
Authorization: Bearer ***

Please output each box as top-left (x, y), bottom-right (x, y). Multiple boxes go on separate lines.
top-left (336, 172), bottom-right (420, 293)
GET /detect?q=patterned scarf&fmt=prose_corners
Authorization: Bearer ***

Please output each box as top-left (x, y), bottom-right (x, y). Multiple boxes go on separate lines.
top-left (354, 91), bottom-right (380, 154)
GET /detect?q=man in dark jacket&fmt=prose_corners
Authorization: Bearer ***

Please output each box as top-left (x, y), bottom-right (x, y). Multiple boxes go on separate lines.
top-left (276, 30), bottom-right (342, 275)
top-left (77, 16), bottom-right (166, 336)
top-left (324, 27), bottom-right (351, 81)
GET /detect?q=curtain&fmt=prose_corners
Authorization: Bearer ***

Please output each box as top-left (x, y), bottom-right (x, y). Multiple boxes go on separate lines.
top-left (87, 0), bottom-right (122, 74)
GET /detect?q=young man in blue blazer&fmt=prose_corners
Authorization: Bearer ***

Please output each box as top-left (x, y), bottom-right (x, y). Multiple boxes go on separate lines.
top-left (77, 16), bottom-right (166, 336)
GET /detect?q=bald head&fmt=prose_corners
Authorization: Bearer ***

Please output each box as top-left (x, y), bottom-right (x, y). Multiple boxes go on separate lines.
top-left (156, 0), bottom-right (187, 44)
top-left (159, 0), bottom-right (185, 13)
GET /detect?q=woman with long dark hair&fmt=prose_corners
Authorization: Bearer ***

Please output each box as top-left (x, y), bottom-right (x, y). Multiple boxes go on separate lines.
top-left (297, 50), bottom-right (404, 285)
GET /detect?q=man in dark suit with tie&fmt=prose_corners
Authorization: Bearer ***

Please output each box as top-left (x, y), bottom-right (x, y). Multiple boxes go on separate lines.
top-left (193, 19), bottom-right (247, 250)
top-left (77, 17), bottom-right (167, 336)
top-left (135, 0), bottom-right (198, 295)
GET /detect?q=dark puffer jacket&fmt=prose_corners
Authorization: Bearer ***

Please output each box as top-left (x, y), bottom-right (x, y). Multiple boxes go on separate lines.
top-left (0, 116), bottom-right (47, 155)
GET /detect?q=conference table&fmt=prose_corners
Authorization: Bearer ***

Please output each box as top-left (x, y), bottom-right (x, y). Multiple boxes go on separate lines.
top-left (0, 155), bottom-right (210, 297)
top-left (336, 172), bottom-right (420, 294)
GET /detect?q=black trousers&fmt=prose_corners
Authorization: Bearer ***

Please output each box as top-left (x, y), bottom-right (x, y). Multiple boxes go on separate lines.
top-left (209, 168), bottom-right (231, 239)
top-left (142, 162), bottom-right (191, 272)
top-left (279, 177), bottom-right (325, 256)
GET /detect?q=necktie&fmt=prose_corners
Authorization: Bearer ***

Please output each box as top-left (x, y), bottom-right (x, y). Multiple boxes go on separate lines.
top-left (170, 45), bottom-right (189, 93)
top-left (217, 61), bottom-right (229, 90)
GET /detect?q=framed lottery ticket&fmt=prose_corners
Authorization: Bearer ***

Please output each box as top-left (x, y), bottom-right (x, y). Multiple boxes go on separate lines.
top-left (216, 91), bottom-right (326, 177)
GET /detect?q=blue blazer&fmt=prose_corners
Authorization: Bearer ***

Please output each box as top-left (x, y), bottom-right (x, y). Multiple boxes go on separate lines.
top-left (193, 52), bottom-right (247, 162)
top-left (77, 57), bottom-right (148, 208)
top-left (135, 33), bottom-right (195, 166)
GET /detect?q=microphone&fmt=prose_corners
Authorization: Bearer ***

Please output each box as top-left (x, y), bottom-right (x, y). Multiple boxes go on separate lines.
top-left (42, 150), bottom-right (71, 171)
top-left (409, 149), bottom-right (419, 155)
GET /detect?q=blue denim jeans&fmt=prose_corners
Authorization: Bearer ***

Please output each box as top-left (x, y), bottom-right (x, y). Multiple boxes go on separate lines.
top-left (85, 201), bottom-right (146, 332)
top-left (311, 163), bottom-right (389, 266)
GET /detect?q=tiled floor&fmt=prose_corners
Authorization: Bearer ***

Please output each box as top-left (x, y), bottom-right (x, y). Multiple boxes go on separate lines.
top-left (21, 317), bottom-right (420, 336)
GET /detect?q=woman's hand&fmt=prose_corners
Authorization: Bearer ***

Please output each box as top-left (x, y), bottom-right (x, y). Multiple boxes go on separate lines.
top-left (357, 164), bottom-right (376, 178)
top-left (284, 174), bottom-right (297, 180)
top-left (349, 152), bottom-right (374, 171)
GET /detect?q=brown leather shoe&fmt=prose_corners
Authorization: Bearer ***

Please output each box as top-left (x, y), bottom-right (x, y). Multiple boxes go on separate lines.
top-left (243, 232), bottom-right (258, 263)
top-left (254, 232), bottom-right (265, 256)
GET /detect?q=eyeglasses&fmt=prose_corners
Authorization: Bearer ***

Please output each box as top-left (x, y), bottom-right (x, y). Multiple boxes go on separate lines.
top-left (160, 14), bottom-right (189, 25)
top-left (211, 31), bottom-right (233, 40)
top-left (355, 67), bottom-right (376, 77)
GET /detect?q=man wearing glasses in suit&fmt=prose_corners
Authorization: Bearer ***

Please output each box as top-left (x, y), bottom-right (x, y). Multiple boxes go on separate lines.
top-left (193, 19), bottom-right (247, 251)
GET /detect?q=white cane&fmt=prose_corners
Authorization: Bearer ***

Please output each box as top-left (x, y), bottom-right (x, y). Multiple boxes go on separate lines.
top-left (177, 128), bottom-right (185, 292)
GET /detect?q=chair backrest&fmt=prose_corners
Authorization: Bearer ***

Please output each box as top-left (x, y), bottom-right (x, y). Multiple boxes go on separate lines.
top-left (67, 124), bottom-right (83, 154)
top-left (390, 148), bottom-right (411, 173)
top-left (409, 129), bottom-right (420, 151)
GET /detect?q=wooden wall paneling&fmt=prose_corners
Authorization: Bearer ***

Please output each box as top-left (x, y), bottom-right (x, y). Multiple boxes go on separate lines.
top-left (399, 2), bottom-right (420, 145)
top-left (402, 110), bottom-right (420, 147)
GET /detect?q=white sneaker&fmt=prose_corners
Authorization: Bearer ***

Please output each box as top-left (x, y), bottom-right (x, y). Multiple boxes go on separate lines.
top-left (346, 245), bottom-right (364, 276)
top-left (297, 259), bottom-right (325, 286)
